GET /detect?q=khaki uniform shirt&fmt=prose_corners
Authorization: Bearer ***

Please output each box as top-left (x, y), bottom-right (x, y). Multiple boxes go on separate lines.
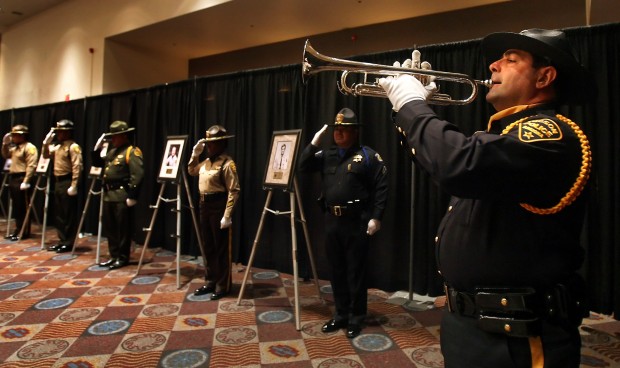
top-left (188, 153), bottom-right (240, 218)
top-left (2, 141), bottom-right (38, 184)
top-left (43, 140), bottom-right (83, 187)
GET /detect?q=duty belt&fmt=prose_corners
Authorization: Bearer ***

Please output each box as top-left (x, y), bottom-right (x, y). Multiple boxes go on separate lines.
top-left (326, 200), bottom-right (365, 217)
top-left (200, 192), bottom-right (227, 202)
top-left (103, 182), bottom-right (126, 191)
top-left (443, 284), bottom-right (572, 338)
top-left (55, 174), bottom-right (72, 181)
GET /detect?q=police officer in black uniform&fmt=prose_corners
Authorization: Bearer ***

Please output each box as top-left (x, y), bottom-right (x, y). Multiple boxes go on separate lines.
top-left (1, 125), bottom-right (38, 241)
top-left (91, 121), bottom-right (144, 270)
top-left (299, 108), bottom-right (388, 338)
top-left (42, 119), bottom-right (83, 253)
top-left (379, 29), bottom-right (593, 367)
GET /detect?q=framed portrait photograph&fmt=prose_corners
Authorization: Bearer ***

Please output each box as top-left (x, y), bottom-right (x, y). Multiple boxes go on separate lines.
top-left (263, 129), bottom-right (302, 191)
top-left (158, 135), bottom-right (188, 181)
top-left (36, 154), bottom-right (51, 174)
top-left (3, 158), bottom-right (11, 172)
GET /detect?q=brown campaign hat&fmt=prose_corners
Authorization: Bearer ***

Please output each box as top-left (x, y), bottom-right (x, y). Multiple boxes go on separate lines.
top-left (205, 125), bottom-right (235, 141)
top-left (104, 120), bottom-right (135, 137)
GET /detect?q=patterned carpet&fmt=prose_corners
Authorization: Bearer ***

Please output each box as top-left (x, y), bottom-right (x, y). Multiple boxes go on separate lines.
top-left (0, 223), bottom-right (619, 368)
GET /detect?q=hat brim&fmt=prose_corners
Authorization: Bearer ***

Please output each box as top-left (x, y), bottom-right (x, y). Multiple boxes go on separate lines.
top-left (52, 127), bottom-right (74, 131)
top-left (104, 127), bottom-right (135, 137)
top-left (481, 32), bottom-right (592, 102)
top-left (327, 123), bottom-right (362, 127)
top-left (205, 134), bottom-right (235, 142)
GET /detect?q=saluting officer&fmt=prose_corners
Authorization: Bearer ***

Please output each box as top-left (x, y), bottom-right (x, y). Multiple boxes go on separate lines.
top-left (1, 125), bottom-right (38, 241)
top-left (91, 121), bottom-right (144, 270)
top-left (298, 108), bottom-right (388, 338)
top-left (188, 125), bottom-right (240, 300)
top-left (42, 119), bottom-right (83, 253)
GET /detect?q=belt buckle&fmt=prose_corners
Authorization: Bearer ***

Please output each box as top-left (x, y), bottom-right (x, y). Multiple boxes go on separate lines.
top-left (333, 206), bottom-right (342, 216)
top-left (444, 284), bottom-right (453, 313)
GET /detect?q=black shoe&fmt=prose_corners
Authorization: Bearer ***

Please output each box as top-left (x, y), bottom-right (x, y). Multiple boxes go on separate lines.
top-left (4, 233), bottom-right (17, 240)
top-left (108, 260), bottom-right (128, 270)
top-left (98, 259), bottom-right (116, 267)
top-left (321, 318), bottom-right (348, 333)
top-left (194, 285), bottom-right (216, 296)
top-left (9, 235), bottom-right (20, 241)
top-left (346, 324), bottom-right (362, 338)
top-left (47, 243), bottom-right (62, 251)
top-left (210, 290), bottom-right (228, 300)
top-left (55, 244), bottom-right (72, 253)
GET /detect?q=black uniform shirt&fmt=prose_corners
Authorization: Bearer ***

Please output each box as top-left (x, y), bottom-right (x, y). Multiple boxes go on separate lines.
top-left (299, 143), bottom-right (388, 221)
top-left (394, 101), bottom-right (588, 291)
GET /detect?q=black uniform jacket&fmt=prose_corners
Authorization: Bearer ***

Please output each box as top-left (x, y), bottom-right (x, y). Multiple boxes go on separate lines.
top-left (299, 143), bottom-right (388, 221)
top-left (394, 100), bottom-right (588, 292)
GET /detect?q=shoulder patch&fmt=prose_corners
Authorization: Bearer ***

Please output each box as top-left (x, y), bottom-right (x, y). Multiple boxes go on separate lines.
top-left (132, 147), bottom-right (143, 157)
top-left (518, 118), bottom-right (563, 142)
top-left (28, 146), bottom-right (37, 155)
top-left (229, 161), bottom-right (237, 174)
top-left (72, 144), bottom-right (81, 153)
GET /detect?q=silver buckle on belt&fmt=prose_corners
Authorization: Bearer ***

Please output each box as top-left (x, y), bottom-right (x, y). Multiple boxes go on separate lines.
top-left (333, 206), bottom-right (342, 216)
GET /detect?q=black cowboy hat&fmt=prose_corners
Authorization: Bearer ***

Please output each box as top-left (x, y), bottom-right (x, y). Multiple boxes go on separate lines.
top-left (205, 125), bottom-right (235, 141)
top-left (481, 28), bottom-right (593, 102)
top-left (104, 120), bottom-right (135, 137)
top-left (328, 108), bottom-right (362, 127)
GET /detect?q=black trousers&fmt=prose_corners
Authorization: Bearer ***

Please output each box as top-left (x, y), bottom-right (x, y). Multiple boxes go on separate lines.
top-left (440, 310), bottom-right (582, 367)
top-left (324, 212), bottom-right (369, 325)
top-left (54, 177), bottom-right (78, 245)
top-left (102, 201), bottom-right (134, 262)
top-left (199, 197), bottom-right (231, 293)
top-left (8, 174), bottom-right (32, 237)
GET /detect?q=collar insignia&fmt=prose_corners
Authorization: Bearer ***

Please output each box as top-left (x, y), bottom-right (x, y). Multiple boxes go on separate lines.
top-left (352, 154), bottom-right (363, 162)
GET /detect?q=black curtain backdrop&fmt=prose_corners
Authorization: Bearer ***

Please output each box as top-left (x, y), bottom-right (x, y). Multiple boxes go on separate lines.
top-left (0, 23), bottom-right (617, 317)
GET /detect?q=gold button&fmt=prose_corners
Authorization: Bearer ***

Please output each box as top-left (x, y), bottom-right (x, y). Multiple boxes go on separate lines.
top-left (448, 206), bottom-right (453, 211)
top-left (434, 236), bottom-right (439, 243)
top-left (411, 148), bottom-right (416, 155)
top-left (504, 324), bottom-right (511, 332)
top-left (501, 298), bottom-right (508, 307)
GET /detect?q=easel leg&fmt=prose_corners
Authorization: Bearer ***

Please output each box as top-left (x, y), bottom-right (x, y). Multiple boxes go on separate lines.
top-left (289, 191), bottom-right (301, 330)
top-left (71, 178), bottom-right (97, 258)
top-left (19, 176), bottom-right (41, 240)
top-left (236, 190), bottom-right (273, 305)
top-left (136, 183), bottom-right (166, 273)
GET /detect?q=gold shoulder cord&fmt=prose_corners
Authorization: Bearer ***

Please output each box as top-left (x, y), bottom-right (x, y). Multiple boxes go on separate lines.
top-left (501, 114), bottom-right (592, 215)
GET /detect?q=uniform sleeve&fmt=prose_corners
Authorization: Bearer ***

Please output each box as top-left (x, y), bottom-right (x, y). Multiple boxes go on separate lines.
top-left (187, 155), bottom-right (201, 176)
top-left (1, 141), bottom-right (11, 159)
top-left (297, 143), bottom-right (322, 173)
top-left (24, 143), bottom-right (38, 183)
top-left (126, 147), bottom-right (144, 200)
top-left (223, 160), bottom-right (241, 218)
top-left (70, 143), bottom-right (83, 187)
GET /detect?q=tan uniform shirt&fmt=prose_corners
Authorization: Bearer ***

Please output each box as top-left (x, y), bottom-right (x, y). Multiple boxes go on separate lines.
top-left (188, 153), bottom-right (240, 219)
top-left (43, 140), bottom-right (83, 187)
top-left (2, 141), bottom-right (38, 184)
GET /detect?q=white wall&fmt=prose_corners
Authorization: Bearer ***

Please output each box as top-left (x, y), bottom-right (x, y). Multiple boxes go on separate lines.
top-left (0, 0), bottom-right (230, 110)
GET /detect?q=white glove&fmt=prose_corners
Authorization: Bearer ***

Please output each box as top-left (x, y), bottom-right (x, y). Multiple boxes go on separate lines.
top-left (126, 198), bottom-right (137, 207)
top-left (94, 133), bottom-right (106, 151)
top-left (192, 139), bottom-right (205, 157)
top-left (220, 216), bottom-right (232, 229)
top-left (20, 182), bottom-right (30, 190)
top-left (3, 133), bottom-right (11, 145)
top-left (67, 186), bottom-right (78, 196)
top-left (366, 219), bottom-right (381, 236)
top-left (311, 124), bottom-right (329, 146)
top-left (379, 74), bottom-right (436, 112)
top-left (43, 130), bottom-right (55, 145)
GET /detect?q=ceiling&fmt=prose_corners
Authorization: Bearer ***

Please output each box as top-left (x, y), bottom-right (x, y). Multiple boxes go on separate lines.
top-left (0, 0), bottom-right (509, 59)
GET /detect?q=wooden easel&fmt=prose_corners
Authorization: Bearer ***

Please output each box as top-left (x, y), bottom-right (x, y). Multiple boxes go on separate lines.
top-left (237, 178), bottom-right (322, 331)
top-left (136, 168), bottom-right (204, 288)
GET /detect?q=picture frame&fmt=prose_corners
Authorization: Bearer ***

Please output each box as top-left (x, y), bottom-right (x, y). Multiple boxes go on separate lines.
top-left (88, 142), bottom-right (108, 178)
top-left (36, 154), bottom-right (51, 174)
top-left (3, 158), bottom-right (11, 172)
top-left (263, 129), bottom-right (302, 191)
top-left (158, 135), bottom-right (188, 181)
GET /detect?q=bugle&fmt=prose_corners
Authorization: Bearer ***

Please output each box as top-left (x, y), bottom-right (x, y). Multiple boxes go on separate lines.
top-left (302, 40), bottom-right (492, 105)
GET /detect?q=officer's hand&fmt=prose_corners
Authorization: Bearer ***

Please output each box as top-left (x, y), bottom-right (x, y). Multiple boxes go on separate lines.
top-left (192, 139), bottom-right (205, 157)
top-left (220, 216), bottom-right (232, 229)
top-left (67, 186), bottom-right (78, 196)
top-left (43, 130), bottom-right (55, 145)
top-left (366, 219), bottom-right (381, 236)
top-left (20, 182), bottom-right (30, 191)
top-left (126, 198), bottom-right (137, 207)
top-left (378, 74), bottom-right (435, 112)
top-left (311, 124), bottom-right (329, 146)
top-left (94, 133), bottom-right (106, 151)
top-left (2, 133), bottom-right (11, 145)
